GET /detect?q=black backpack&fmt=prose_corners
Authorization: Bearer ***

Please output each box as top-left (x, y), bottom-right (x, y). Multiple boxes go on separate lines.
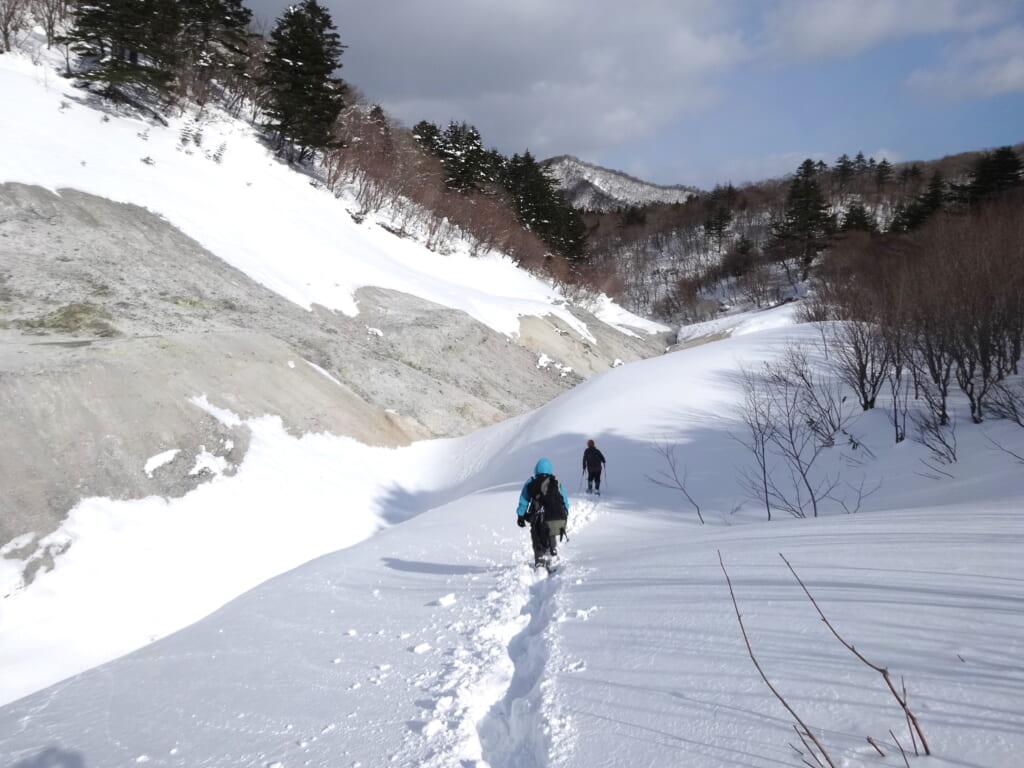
top-left (527, 474), bottom-right (568, 521)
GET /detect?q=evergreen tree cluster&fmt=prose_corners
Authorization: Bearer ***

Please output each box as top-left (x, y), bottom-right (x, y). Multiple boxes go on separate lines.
top-left (411, 121), bottom-right (503, 194)
top-left (261, 0), bottom-right (347, 159)
top-left (742, 145), bottom-right (1022, 274)
top-left (413, 120), bottom-right (586, 261)
top-left (703, 183), bottom-right (737, 253)
top-left (768, 159), bottom-right (834, 280)
top-left (62, 0), bottom-right (347, 160)
top-left (504, 151), bottom-right (587, 261)
top-left (62, 0), bottom-right (253, 108)
top-left (580, 142), bottom-right (1023, 323)
top-left (832, 151), bottom-right (896, 192)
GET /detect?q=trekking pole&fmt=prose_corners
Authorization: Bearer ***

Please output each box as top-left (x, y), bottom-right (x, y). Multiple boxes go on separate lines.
top-left (578, 468), bottom-right (585, 491)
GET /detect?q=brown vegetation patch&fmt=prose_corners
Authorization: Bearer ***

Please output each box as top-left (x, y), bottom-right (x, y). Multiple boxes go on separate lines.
top-left (19, 302), bottom-right (120, 337)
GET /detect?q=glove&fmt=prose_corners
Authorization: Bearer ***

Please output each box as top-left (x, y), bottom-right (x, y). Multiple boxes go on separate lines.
top-left (517, 516), bottom-right (526, 528)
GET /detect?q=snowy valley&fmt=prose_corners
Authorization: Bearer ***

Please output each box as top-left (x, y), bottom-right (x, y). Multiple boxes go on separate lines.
top-left (1, 30), bottom-right (1024, 768)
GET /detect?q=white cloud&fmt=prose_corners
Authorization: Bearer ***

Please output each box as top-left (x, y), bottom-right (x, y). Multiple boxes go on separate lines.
top-left (760, 0), bottom-right (1014, 61)
top-left (908, 25), bottom-right (1024, 98)
top-left (872, 148), bottom-right (903, 164)
top-left (280, 0), bottom-right (751, 160)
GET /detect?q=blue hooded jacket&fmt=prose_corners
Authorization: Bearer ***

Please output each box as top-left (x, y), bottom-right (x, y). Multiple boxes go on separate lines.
top-left (516, 458), bottom-right (570, 518)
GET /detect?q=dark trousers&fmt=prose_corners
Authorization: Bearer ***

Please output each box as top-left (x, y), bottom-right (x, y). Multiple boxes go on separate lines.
top-left (586, 467), bottom-right (602, 490)
top-left (531, 519), bottom-right (564, 563)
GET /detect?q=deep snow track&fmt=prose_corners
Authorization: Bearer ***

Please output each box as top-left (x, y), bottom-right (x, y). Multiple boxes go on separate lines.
top-left (403, 497), bottom-right (598, 768)
top-left (477, 567), bottom-right (560, 768)
top-left (476, 498), bottom-right (600, 768)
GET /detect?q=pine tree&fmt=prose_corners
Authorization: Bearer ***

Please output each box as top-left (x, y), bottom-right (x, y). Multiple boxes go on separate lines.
top-left (503, 151), bottom-right (586, 261)
top-left (769, 158), bottom-right (834, 280)
top-left (841, 202), bottom-right (877, 233)
top-left (177, 0), bottom-right (253, 101)
top-left (964, 146), bottom-right (1023, 204)
top-left (918, 171), bottom-right (947, 218)
top-left (897, 163), bottom-right (923, 193)
top-left (703, 184), bottom-right (735, 253)
top-left (438, 122), bottom-right (502, 193)
top-left (874, 158), bottom-right (893, 189)
top-left (411, 120), bottom-right (443, 155)
top-left (833, 153), bottom-right (855, 190)
top-left (64, 0), bottom-right (182, 105)
top-left (261, 0), bottom-right (347, 160)
top-left (413, 120), bottom-right (504, 194)
top-left (620, 205), bottom-right (647, 227)
top-left (890, 171), bottom-right (946, 232)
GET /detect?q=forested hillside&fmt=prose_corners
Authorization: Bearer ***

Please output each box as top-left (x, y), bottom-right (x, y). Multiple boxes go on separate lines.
top-left (572, 146), bottom-right (1024, 326)
top-left (1, 0), bottom-right (591, 287)
top-left (542, 154), bottom-right (699, 212)
top-left (13, 0), bottom-right (1018, 338)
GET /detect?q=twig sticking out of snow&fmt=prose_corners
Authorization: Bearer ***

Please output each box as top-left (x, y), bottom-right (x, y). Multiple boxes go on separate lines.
top-left (779, 553), bottom-right (931, 756)
top-left (718, 550), bottom-right (837, 768)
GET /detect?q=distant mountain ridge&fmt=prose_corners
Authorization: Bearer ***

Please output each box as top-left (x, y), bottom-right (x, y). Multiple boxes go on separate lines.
top-left (543, 154), bottom-right (700, 212)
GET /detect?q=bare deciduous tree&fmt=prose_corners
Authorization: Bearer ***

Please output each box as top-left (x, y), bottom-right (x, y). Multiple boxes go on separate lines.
top-left (830, 319), bottom-right (889, 411)
top-left (0, 0), bottom-right (28, 53)
top-left (770, 344), bottom-right (855, 450)
top-left (31, 0), bottom-right (68, 48)
top-left (912, 405), bottom-right (957, 476)
top-left (645, 441), bottom-right (704, 524)
top-left (735, 344), bottom-right (871, 518)
top-left (734, 366), bottom-right (776, 520)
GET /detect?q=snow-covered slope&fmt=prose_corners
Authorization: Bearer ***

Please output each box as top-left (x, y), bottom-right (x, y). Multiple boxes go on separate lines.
top-left (0, 46), bottom-right (671, 583)
top-left (1, 314), bottom-right (1022, 768)
top-left (544, 154), bottom-right (699, 211)
top-left (0, 56), bottom-right (648, 338)
top-left (2, 37), bottom-right (1023, 768)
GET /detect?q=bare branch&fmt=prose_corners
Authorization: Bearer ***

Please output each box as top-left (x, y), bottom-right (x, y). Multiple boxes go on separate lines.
top-left (719, 551), bottom-right (837, 767)
top-left (794, 726), bottom-right (826, 768)
top-left (827, 476), bottom-right (881, 514)
top-left (890, 730), bottom-right (911, 768)
top-left (779, 553), bottom-right (930, 755)
top-left (983, 430), bottom-right (1024, 464)
top-left (646, 441), bottom-right (704, 524)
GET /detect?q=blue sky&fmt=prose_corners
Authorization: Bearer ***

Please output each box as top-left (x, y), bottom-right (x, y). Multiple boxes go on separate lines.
top-left (247, 0), bottom-right (1024, 189)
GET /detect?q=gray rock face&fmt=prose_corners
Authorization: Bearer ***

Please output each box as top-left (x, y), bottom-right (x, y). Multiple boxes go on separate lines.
top-left (0, 182), bottom-right (668, 571)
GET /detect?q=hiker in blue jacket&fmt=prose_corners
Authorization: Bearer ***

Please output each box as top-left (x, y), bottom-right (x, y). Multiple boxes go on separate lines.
top-left (516, 458), bottom-right (570, 567)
